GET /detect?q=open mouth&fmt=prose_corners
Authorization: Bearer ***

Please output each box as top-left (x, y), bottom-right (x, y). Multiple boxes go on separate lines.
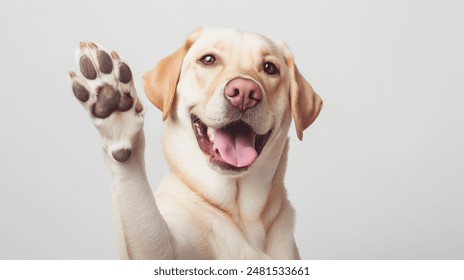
top-left (191, 114), bottom-right (271, 172)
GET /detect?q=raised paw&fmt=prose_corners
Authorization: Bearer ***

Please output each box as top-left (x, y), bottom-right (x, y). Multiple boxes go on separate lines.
top-left (69, 42), bottom-right (145, 162)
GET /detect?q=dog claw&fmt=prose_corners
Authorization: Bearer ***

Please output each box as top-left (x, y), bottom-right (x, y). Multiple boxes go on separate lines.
top-left (135, 103), bottom-right (144, 114)
top-left (79, 42), bottom-right (87, 50)
top-left (111, 50), bottom-right (120, 60)
top-left (89, 42), bottom-right (97, 49)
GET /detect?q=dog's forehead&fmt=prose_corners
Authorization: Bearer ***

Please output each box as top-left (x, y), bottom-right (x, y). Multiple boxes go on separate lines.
top-left (190, 28), bottom-right (281, 56)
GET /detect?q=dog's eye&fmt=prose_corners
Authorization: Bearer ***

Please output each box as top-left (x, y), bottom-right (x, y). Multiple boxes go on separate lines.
top-left (199, 54), bottom-right (216, 65)
top-left (263, 62), bottom-right (279, 75)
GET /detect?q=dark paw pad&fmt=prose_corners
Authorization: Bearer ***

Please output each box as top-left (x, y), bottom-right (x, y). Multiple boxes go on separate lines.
top-left (79, 55), bottom-right (97, 80)
top-left (92, 85), bottom-right (134, 118)
top-left (92, 85), bottom-right (120, 118)
top-left (112, 148), bottom-right (132, 162)
top-left (97, 50), bottom-right (113, 74)
top-left (118, 93), bottom-right (134, 112)
top-left (72, 82), bottom-right (90, 102)
top-left (118, 62), bottom-right (132, 84)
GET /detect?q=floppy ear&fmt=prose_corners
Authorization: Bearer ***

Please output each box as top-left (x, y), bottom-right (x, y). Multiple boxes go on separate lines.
top-left (283, 45), bottom-right (323, 140)
top-left (142, 29), bottom-right (203, 120)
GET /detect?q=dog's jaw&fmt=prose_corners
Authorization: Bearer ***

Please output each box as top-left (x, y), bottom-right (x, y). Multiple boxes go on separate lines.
top-left (190, 114), bottom-right (271, 173)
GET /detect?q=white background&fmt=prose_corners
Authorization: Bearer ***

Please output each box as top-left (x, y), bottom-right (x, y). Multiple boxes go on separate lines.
top-left (0, 0), bottom-right (463, 259)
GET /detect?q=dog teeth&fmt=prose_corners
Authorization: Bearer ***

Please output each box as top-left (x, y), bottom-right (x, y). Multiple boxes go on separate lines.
top-left (194, 123), bottom-right (203, 136)
top-left (207, 127), bottom-right (214, 142)
top-left (193, 119), bottom-right (214, 141)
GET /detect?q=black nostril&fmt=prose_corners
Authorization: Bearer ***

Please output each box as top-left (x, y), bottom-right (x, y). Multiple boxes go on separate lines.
top-left (249, 90), bottom-right (257, 100)
top-left (232, 88), bottom-right (240, 97)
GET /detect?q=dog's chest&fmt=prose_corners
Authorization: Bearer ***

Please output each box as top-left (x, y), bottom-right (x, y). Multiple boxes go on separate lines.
top-left (158, 171), bottom-right (281, 259)
top-left (203, 187), bottom-right (277, 258)
top-left (203, 210), bottom-right (270, 259)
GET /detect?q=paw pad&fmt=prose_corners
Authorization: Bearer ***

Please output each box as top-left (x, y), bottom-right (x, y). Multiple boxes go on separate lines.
top-left (112, 148), bottom-right (132, 162)
top-left (97, 50), bottom-right (113, 74)
top-left (72, 81), bottom-right (90, 102)
top-left (92, 85), bottom-right (119, 118)
top-left (92, 85), bottom-right (134, 118)
top-left (79, 55), bottom-right (97, 80)
top-left (118, 62), bottom-right (132, 84)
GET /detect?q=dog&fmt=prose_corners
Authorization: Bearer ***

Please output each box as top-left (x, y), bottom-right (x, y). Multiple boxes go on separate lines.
top-left (68, 27), bottom-right (322, 259)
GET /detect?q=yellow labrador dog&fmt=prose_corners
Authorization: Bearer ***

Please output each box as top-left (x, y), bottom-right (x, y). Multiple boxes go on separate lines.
top-left (69, 28), bottom-right (322, 259)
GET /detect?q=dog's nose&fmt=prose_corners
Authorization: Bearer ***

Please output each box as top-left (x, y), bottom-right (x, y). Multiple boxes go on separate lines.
top-left (224, 78), bottom-right (262, 111)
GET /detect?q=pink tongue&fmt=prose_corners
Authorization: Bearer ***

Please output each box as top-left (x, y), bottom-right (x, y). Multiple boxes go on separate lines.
top-left (213, 126), bottom-right (257, 167)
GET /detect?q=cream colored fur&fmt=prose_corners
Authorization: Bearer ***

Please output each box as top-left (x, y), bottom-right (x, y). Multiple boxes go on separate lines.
top-left (69, 28), bottom-right (322, 259)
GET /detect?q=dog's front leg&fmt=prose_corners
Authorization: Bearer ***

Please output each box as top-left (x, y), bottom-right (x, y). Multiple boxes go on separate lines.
top-left (107, 133), bottom-right (174, 259)
top-left (69, 42), bottom-right (173, 259)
